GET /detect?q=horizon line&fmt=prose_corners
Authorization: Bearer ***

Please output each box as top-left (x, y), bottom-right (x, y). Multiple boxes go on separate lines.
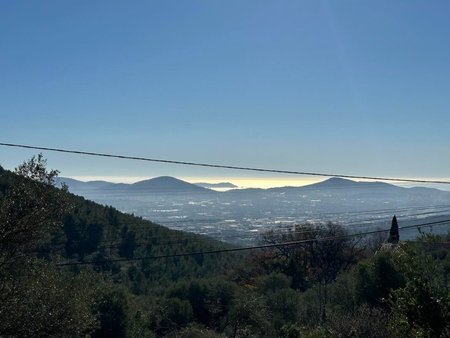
top-left (63, 175), bottom-right (450, 190)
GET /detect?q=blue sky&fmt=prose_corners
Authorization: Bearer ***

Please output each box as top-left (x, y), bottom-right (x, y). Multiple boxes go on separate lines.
top-left (1, 1), bottom-right (449, 186)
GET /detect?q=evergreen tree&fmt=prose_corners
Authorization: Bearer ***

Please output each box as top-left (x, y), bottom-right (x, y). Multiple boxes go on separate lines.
top-left (388, 216), bottom-right (399, 244)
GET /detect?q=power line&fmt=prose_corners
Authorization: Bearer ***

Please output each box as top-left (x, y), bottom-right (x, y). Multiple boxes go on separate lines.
top-left (57, 203), bottom-right (448, 231)
top-left (32, 211), bottom-right (449, 252)
top-left (102, 205), bottom-right (450, 233)
top-left (9, 203), bottom-right (447, 251)
top-left (47, 206), bottom-right (450, 243)
top-left (55, 219), bottom-right (450, 266)
top-left (114, 204), bottom-right (450, 227)
top-left (21, 208), bottom-right (450, 257)
top-left (2, 142), bottom-right (450, 185)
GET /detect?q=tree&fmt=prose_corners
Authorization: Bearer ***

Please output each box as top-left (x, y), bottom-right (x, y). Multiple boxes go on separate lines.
top-left (163, 298), bottom-right (194, 329)
top-left (354, 252), bottom-right (405, 308)
top-left (167, 278), bottom-right (236, 329)
top-left (0, 265), bottom-right (100, 337)
top-left (0, 154), bottom-right (70, 269)
top-left (388, 216), bottom-right (399, 244)
top-left (258, 223), bottom-right (363, 321)
top-left (326, 304), bottom-right (390, 338)
top-left (388, 246), bottom-right (450, 337)
top-left (0, 155), bottom-right (99, 336)
top-left (226, 290), bottom-right (271, 338)
top-left (119, 226), bottom-right (137, 259)
top-left (92, 289), bottom-right (130, 338)
top-left (260, 223), bottom-right (362, 286)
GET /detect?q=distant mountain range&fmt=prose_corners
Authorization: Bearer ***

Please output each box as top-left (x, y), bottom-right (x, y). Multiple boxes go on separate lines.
top-left (57, 176), bottom-right (211, 194)
top-left (59, 175), bottom-right (450, 199)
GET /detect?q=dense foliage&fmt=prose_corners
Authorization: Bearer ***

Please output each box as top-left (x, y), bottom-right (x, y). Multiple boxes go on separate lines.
top-left (0, 156), bottom-right (449, 337)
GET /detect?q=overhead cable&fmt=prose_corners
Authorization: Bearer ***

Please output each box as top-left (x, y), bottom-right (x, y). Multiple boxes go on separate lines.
top-left (1, 142), bottom-right (449, 184)
top-left (56, 219), bottom-right (450, 266)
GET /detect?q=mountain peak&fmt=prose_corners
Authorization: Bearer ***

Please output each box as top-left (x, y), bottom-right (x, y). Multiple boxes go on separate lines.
top-left (147, 176), bottom-right (184, 182)
top-left (305, 177), bottom-right (397, 190)
top-left (129, 176), bottom-right (211, 192)
top-left (316, 177), bottom-right (357, 186)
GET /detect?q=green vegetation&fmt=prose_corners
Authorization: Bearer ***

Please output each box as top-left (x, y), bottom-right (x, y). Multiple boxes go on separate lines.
top-left (0, 156), bottom-right (449, 337)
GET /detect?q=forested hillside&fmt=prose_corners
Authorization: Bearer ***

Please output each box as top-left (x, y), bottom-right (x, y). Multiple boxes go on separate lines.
top-left (2, 164), bottom-right (231, 260)
top-left (0, 156), bottom-right (449, 337)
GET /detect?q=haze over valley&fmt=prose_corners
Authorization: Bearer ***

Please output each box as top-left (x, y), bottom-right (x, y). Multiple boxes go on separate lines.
top-left (59, 176), bottom-right (450, 244)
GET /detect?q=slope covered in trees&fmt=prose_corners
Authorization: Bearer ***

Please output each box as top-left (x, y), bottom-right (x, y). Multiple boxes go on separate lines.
top-left (0, 156), bottom-right (449, 337)
top-left (0, 157), bottom-right (236, 337)
top-left (0, 161), bottom-right (233, 279)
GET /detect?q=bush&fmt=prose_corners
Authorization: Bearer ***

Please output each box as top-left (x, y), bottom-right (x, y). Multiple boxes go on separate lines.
top-left (166, 298), bottom-right (194, 327)
top-left (388, 247), bottom-right (450, 337)
top-left (326, 305), bottom-right (391, 338)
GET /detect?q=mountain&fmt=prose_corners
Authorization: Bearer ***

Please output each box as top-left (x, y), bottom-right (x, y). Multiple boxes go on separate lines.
top-left (305, 177), bottom-right (372, 188)
top-left (284, 177), bottom-right (397, 191)
top-left (226, 177), bottom-right (436, 194)
top-left (59, 176), bottom-right (214, 194)
top-left (286, 177), bottom-right (449, 197)
top-left (59, 175), bottom-right (450, 200)
top-left (128, 176), bottom-right (212, 193)
top-left (55, 177), bottom-right (114, 190)
top-left (222, 177), bottom-right (450, 212)
top-left (194, 182), bottom-right (238, 189)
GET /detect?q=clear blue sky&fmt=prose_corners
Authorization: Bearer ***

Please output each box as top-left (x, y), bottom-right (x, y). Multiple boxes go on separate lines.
top-left (1, 1), bottom-right (449, 185)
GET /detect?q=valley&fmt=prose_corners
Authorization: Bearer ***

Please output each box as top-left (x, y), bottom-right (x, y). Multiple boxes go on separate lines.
top-left (60, 176), bottom-right (450, 244)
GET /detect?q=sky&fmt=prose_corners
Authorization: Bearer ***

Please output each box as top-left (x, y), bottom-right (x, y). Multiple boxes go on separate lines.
top-left (1, 1), bottom-right (450, 188)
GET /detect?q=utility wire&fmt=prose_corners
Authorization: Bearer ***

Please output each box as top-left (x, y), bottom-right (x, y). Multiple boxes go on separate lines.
top-left (1, 142), bottom-right (450, 185)
top-left (31, 206), bottom-right (450, 249)
top-left (119, 213), bottom-right (450, 244)
top-left (55, 219), bottom-right (450, 266)
top-left (9, 205), bottom-right (449, 252)
top-left (54, 201), bottom-right (448, 242)
top-left (23, 212), bottom-right (450, 258)
top-left (94, 205), bottom-right (450, 233)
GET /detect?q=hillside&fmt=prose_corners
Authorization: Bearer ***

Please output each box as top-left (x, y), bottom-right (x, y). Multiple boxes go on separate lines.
top-left (1, 161), bottom-right (449, 338)
top-left (1, 166), bottom-right (232, 281)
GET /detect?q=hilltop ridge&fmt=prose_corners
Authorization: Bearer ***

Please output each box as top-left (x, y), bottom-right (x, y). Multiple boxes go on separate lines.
top-left (59, 176), bottom-right (213, 194)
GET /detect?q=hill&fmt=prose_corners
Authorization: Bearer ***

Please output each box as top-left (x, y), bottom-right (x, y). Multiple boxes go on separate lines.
top-left (0, 161), bottom-right (240, 337)
top-left (1, 166), bottom-right (232, 281)
top-left (55, 177), bottom-right (114, 190)
top-left (128, 176), bottom-right (212, 193)
top-left (225, 176), bottom-right (448, 196)
top-left (59, 176), bottom-right (214, 195)
top-left (301, 177), bottom-right (393, 189)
